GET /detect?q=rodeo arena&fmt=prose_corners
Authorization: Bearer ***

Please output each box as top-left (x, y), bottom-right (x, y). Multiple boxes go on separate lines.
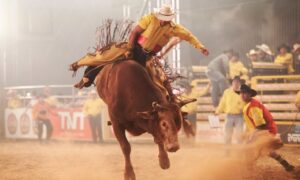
top-left (1, 0), bottom-right (300, 180)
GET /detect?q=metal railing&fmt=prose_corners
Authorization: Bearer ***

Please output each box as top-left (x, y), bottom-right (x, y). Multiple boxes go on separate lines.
top-left (3, 85), bottom-right (91, 108)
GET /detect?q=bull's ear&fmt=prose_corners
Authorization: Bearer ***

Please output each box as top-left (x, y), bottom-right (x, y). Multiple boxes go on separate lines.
top-left (179, 98), bottom-right (197, 107)
top-left (136, 111), bottom-right (155, 120)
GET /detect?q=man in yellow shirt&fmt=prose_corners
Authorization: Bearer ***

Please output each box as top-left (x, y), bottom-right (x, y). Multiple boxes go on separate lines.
top-left (180, 80), bottom-right (210, 130)
top-left (274, 44), bottom-right (295, 74)
top-left (128, 4), bottom-right (208, 65)
top-left (229, 52), bottom-right (249, 83)
top-left (295, 91), bottom-right (300, 110)
top-left (7, 90), bottom-right (22, 109)
top-left (215, 76), bottom-right (245, 145)
top-left (83, 90), bottom-right (106, 143)
top-left (73, 4), bottom-right (209, 89)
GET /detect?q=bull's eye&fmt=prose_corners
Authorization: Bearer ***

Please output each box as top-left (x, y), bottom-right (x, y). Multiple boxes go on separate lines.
top-left (160, 121), bottom-right (168, 130)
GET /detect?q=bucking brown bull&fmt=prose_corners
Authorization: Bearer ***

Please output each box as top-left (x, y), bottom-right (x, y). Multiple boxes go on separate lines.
top-left (96, 59), bottom-right (195, 180)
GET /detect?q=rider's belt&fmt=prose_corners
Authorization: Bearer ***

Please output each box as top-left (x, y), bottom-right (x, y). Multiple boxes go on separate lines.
top-left (137, 36), bottom-right (162, 55)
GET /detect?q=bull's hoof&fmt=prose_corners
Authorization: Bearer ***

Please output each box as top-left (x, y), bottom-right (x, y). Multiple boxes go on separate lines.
top-left (159, 154), bottom-right (170, 169)
top-left (292, 166), bottom-right (300, 179)
top-left (124, 171), bottom-right (136, 180)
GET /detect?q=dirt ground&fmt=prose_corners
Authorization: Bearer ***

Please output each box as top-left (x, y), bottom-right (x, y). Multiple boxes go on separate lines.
top-left (0, 140), bottom-right (299, 180)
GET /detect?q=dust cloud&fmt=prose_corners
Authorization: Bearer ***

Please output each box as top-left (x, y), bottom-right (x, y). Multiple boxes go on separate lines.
top-left (0, 136), bottom-right (298, 180)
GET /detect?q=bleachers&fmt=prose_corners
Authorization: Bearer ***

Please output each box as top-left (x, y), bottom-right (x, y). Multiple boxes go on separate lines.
top-left (251, 75), bottom-right (300, 121)
top-left (256, 83), bottom-right (300, 91)
top-left (251, 62), bottom-right (288, 75)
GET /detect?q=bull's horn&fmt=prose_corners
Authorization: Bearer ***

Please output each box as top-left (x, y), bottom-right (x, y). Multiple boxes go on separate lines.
top-left (179, 98), bottom-right (197, 107)
top-left (152, 102), bottom-right (166, 111)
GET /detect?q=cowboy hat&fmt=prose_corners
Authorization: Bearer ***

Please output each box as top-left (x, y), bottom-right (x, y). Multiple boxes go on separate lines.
top-left (256, 44), bottom-right (272, 55)
top-left (293, 43), bottom-right (300, 52)
top-left (236, 84), bottom-right (257, 97)
top-left (154, 4), bottom-right (175, 22)
top-left (246, 49), bottom-right (257, 57)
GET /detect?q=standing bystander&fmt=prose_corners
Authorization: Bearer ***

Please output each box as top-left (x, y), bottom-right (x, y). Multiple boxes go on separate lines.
top-left (215, 76), bottom-right (245, 145)
top-left (206, 49), bottom-right (233, 107)
top-left (83, 90), bottom-right (106, 143)
top-left (32, 94), bottom-right (53, 141)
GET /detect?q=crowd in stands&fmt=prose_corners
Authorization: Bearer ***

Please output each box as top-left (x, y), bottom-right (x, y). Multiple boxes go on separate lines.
top-left (248, 43), bottom-right (300, 74)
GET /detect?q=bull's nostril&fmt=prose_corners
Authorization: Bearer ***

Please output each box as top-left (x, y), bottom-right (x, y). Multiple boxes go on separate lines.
top-left (167, 144), bottom-right (180, 152)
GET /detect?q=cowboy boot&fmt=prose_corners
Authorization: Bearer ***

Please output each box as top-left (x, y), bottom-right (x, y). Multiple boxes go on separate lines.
top-left (270, 152), bottom-right (295, 172)
top-left (69, 62), bottom-right (79, 72)
top-left (74, 77), bottom-right (90, 89)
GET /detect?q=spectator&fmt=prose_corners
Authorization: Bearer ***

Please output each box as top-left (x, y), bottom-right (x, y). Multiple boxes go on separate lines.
top-left (246, 49), bottom-right (258, 76)
top-left (229, 52), bottom-right (249, 83)
top-left (246, 49), bottom-right (258, 63)
top-left (83, 90), bottom-right (105, 143)
top-left (293, 43), bottom-right (300, 73)
top-left (215, 76), bottom-right (245, 145)
top-left (43, 86), bottom-right (59, 107)
top-left (293, 43), bottom-right (300, 58)
top-left (256, 44), bottom-right (274, 62)
top-left (295, 91), bottom-right (300, 110)
top-left (180, 80), bottom-right (210, 130)
top-left (7, 90), bottom-right (22, 109)
top-left (27, 91), bottom-right (38, 107)
top-left (32, 94), bottom-right (53, 141)
top-left (238, 84), bottom-right (295, 172)
top-left (206, 49), bottom-right (233, 107)
top-left (274, 44), bottom-right (295, 74)
top-left (73, 90), bottom-right (86, 107)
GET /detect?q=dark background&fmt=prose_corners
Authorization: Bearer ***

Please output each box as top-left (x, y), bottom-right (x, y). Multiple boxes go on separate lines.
top-left (0, 0), bottom-right (299, 87)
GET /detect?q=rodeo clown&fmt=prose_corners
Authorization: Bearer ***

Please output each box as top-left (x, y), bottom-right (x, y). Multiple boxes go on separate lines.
top-left (70, 4), bottom-right (209, 102)
top-left (237, 84), bottom-right (296, 173)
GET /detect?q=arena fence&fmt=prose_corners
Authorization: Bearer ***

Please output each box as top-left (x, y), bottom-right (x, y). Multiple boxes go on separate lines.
top-left (2, 85), bottom-right (156, 143)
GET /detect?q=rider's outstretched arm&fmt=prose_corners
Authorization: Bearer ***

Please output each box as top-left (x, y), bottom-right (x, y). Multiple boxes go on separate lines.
top-left (159, 37), bottom-right (181, 58)
top-left (171, 24), bottom-right (209, 56)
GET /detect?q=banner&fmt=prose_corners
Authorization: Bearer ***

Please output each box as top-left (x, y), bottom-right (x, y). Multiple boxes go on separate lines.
top-left (4, 107), bottom-right (153, 142)
top-left (5, 108), bottom-right (37, 139)
top-left (277, 123), bottom-right (300, 144)
top-left (4, 108), bottom-right (94, 141)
